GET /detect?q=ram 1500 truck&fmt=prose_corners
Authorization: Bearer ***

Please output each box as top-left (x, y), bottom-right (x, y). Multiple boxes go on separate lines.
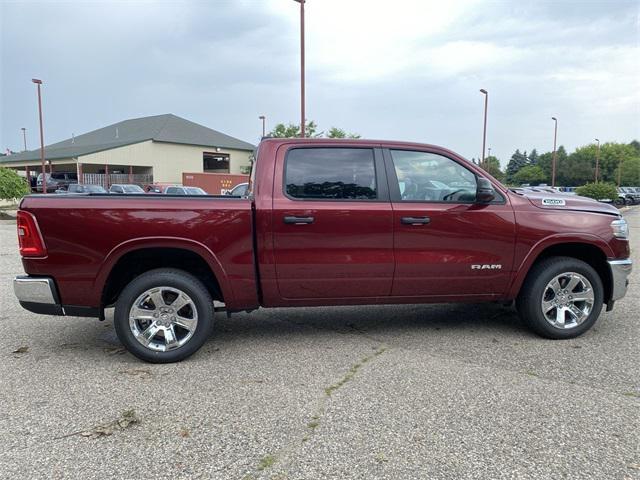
top-left (13, 138), bottom-right (632, 362)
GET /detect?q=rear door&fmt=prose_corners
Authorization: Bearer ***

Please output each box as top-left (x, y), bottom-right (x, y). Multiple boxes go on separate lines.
top-left (271, 145), bottom-right (394, 299)
top-left (384, 148), bottom-right (516, 298)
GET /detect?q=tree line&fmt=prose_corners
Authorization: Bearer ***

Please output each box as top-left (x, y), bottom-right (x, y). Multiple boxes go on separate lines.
top-left (478, 140), bottom-right (640, 187)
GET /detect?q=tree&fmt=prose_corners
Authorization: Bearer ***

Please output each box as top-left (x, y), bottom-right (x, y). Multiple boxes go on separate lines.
top-left (618, 157), bottom-right (640, 185)
top-left (268, 120), bottom-right (320, 138)
top-left (505, 149), bottom-right (528, 183)
top-left (528, 148), bottom-right (539, 165)
top-left (0, 167), bottom-right (30, 202)
top-left (326, 127), bottom-right (360, 139)
top-left (537, 146), bottom-right (568, 183)
top-left (513, 165), bottom-right (546, 185)
top-left (575, 182), bottom-right (618, 201)
top-left (480, 155), bottom-right (504, 181)
top-left (629, 140), bottom-right (640, 156)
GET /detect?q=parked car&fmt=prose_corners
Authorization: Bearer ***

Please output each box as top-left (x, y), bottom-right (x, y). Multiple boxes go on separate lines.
top-left (36, 172), bottom-right (78, 193)
top-left (60, 184), bottom-right (107, 194)
top-left (165, 186), bottom-right (208, 195)
top-left (616, 188), bottom-right (634, 206)
top-left (225, 182), bottom-right (249, 196)
top-left (620, 187), bottom-right (640, 205)
top-left (109, 184), bottom-right (145, 194)
top-left (13, 138), bottom-right (632, 363)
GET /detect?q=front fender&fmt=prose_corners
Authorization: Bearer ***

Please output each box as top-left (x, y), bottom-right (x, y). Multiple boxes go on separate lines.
top-left (507, 233), bottom-right (614, 299)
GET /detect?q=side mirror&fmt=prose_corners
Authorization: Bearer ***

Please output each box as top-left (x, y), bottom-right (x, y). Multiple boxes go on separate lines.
top-left (476, 177), bottom-right (496, 203)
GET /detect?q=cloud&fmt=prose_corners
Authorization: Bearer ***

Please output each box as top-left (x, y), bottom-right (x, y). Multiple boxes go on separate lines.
top-left (1, 0), bottom-right (638, 166)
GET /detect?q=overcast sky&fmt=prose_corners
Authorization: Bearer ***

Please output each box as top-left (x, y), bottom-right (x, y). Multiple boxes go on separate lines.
top-left (1, 0), bottom-right (638, 165)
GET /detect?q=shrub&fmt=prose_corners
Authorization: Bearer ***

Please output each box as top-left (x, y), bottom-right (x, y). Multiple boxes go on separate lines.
top-left (0, 167), bottom-right (30, 202)
top-left (575, 182), bottom-right (618, 201)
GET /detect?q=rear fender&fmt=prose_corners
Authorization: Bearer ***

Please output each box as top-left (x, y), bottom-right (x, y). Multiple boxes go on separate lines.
top-left (94, 236), bottom-right (233, 307)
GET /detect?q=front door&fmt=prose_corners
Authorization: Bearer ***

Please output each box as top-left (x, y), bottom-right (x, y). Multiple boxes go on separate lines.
top-left (384, 148), bottom-right (516, 298)
top-left (272, 145), bottom-right (394, 299)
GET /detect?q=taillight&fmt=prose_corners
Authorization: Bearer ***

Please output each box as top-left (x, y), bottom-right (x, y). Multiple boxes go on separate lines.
top-left (17, 211), bottom-right (47, 257)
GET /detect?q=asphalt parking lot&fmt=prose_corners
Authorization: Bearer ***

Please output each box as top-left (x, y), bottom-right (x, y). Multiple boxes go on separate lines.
top-left (0, 208), bottom-right (638, 480)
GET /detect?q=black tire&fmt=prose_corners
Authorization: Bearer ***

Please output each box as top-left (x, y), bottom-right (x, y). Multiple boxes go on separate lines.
top-left (516, 256), bottom-right (604, 339)
top-left (114, 268), bottom-right (213, 363)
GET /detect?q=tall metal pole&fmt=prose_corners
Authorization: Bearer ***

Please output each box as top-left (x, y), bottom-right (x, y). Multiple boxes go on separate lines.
top-left (259, 115), bottom-right (266, 137)
top-left (551, 117), bottom-right (558, 187)
top-left (594, 138), bottom-right (600, 183)
top-left (480, 89), bottom-right (488, 167)
top-left (294, 0), bottom-right (306, 138)
top-left (21, 128), bottom-right (27, 151)
top-left (32, 79), bottom-right (47, 194)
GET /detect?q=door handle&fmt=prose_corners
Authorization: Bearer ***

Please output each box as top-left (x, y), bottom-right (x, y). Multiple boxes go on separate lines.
top-left (401, 216), bottom-right (431, 225)
top-left (284, 216), bottom-right (315, 225)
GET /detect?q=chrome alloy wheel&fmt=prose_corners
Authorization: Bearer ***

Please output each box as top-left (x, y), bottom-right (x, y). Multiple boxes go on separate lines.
top-left (129, 286), bottom-right (198, 352)
top-left (541, 272), bottom-right (594, 329)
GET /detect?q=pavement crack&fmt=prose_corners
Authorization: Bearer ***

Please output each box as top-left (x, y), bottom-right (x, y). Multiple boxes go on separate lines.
top-left (252, 345), bottom-right (389, 477)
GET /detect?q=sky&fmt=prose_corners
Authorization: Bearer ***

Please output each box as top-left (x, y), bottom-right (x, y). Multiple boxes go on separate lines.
top-left (1, 0), bottom-right (639, 166)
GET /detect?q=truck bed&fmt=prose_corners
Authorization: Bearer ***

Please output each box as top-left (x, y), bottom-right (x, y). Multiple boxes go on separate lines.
top-left (20, 194), bottom-right (258, 311)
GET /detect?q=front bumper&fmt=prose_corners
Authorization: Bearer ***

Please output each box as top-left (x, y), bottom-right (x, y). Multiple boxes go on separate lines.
top-left (608, 259), bottom-right (632, 302)
top-left (13, 275), bottom-right (99, 317)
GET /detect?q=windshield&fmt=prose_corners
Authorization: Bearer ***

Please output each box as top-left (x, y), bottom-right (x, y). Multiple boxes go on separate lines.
top-left (86, 185), bottom-right (106, 193)
top-left (185, 187), bottom-right (206, 195)
top-left (123, 185), bottom-right (144, 193)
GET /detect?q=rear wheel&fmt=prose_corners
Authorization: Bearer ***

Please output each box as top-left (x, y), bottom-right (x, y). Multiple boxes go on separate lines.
top-left (114, 268), bottom-right (213, 363)
top-left (516, 256), bottom-right (604, 339)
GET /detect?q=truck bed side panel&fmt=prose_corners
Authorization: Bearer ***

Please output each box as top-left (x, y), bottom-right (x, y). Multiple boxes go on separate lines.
top-left (20, 196), bottom-right (259, 310)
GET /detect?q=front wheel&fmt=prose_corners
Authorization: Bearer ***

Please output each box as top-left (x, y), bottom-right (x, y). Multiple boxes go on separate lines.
top-left (516, 256), bottom-right (604, 339)
top-left (114, 268), bottom-right (214, 363)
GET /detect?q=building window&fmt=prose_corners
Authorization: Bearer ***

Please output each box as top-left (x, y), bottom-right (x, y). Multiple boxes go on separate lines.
top-left (203, 152), bottom-right (230, 172)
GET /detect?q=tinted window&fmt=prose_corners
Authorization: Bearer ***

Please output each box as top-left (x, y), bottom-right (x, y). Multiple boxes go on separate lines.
top-left (285, 148), bottom-right (377, 200)
top-left (390, 150), bottom-right (477, 202)
top-left (185, 187), bottom-right (206, 195)
top-left (166, 187), bottom-right (183, 194)
top-left (123, 185), bottom-right (144, 193)
top-left (68, 184), bottom-right (81, 193)
top-left (231, 183), bottom-right (248, 196)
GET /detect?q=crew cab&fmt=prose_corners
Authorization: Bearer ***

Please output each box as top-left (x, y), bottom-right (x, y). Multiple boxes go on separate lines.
top-left (13, 138), bottom-right (632, 362)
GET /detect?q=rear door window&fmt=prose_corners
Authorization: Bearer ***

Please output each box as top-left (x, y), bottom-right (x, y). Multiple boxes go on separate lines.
top-left (285, 148), bottom-right (377, 200)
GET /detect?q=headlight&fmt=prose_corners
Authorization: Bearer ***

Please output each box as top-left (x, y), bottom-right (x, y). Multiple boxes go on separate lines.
top-left (611, 218), bottom-right (629, 239)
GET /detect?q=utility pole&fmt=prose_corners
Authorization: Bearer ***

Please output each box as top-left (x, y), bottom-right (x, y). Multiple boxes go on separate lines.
top-left (551, 117), bottom-right (558, 187)
top-left (32, 78), bottom-right (47, 194)
top-left (259, 115), bottom-right (266, 138)
top-left (480, 89), bottom-right (488, 167)
top-left (594, 138), bottom-right (600, 183)
top-left (21, 128), bottom-right (27, 151)
top-left (294, 0), bottom-right (306, 138)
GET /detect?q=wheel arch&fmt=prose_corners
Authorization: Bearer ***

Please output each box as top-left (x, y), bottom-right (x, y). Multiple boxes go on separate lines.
top-left (96, 238), bottom-right (232, 313)
top-left (509, 235), bottom-right (613, 303)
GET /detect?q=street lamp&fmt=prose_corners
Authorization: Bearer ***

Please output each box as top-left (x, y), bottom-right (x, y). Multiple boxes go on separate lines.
top-left (259, 115), bottom-right (266, 138)
top-left (21, 128), bottom-right (27, 151)
top-left (551, 116), bottom-right (558, 187)
top-left (479, 89), bottom-right (488, 167)
top-left (594, 138), bottom-right (600, 183)
top-left (32, 78), bottom-right (47, 194)
top-left (488, 147), bottom-right (492, 158)
top-left (294, 0), bottom-right (306, 138)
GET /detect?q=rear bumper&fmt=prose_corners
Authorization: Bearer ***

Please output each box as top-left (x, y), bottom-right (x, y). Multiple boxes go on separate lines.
top-left (608, 259), bottom-right (632, 302)
top-left (13, 275), bottom-right (100, 317)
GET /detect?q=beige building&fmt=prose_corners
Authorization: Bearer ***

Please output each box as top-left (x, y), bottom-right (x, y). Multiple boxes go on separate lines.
top-left (1, 114), bottom-right (254, 186)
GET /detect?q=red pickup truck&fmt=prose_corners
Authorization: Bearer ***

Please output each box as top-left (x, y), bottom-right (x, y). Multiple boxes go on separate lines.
top-left (14, 138), bottom-right (632, 362)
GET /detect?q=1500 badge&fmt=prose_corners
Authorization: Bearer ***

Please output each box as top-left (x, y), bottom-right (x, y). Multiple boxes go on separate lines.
top-left (542, 198), bottom-right (566, 206)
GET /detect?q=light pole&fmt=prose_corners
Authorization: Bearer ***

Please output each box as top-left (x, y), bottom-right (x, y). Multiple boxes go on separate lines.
top-left (32, 79), bottom-right (47, 194)
top-left (480, 89), bottom-right (488, 167)
top-left (594, 138), bottom-right (600, 183)
top-left (294, 0), bottom-right (305, 138)
top-left (21, 128), bottom-right (27, 151)
top-left (551, 116), bottom-right (558, 187)
top-left (259, 115), bottom-right (266, 138)
top-left (488, 147), bottom-right (492, 158)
